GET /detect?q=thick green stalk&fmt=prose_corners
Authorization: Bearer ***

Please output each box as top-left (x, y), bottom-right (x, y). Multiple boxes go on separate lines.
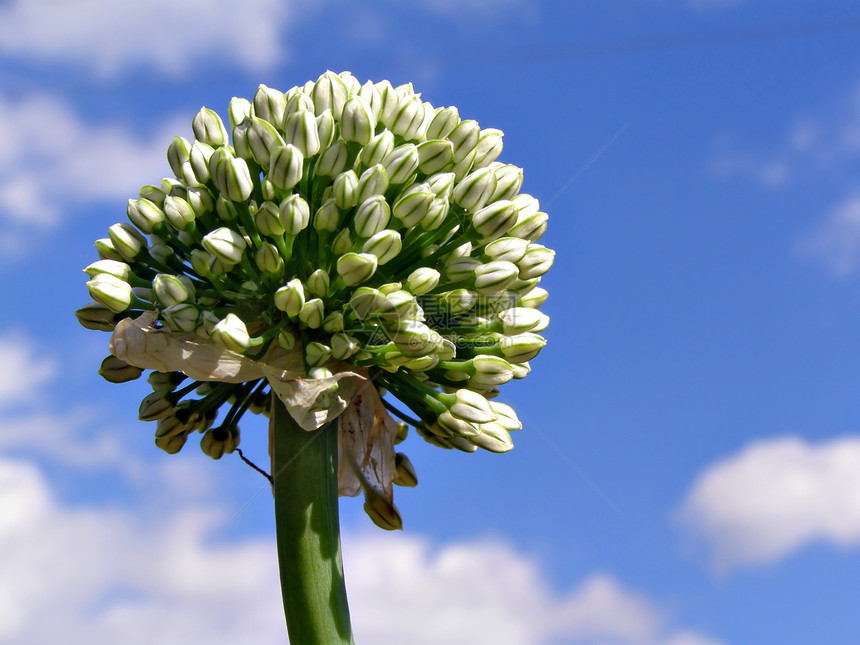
top-left (271, 399), bottom-right (354, 644)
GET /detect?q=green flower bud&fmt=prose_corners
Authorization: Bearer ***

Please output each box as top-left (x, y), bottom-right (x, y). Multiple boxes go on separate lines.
top-left (228, 96), bottom-right (251, 130)
top-left (333, 170), bottom-right (359, 209)
top-left (472, 200), bottom-right (518, 241)
top-left (162, 195), bottom-right (196, 231)
top-left (406, 267), bottom-right (440, 295)
top-left (155, 432), bottom-right (188, 454)
top-left (108, 222), bottom-right (147, 261)
top-left (363, 490), bottom-right (402, 531)
top-left (306, 268), bottom-right (330, 298)
top-left (255, 242), bottom-right (284, 275)
top-left (426, 106), bottom-right (460, 140)
top-left (472, 128), bottom-right (505, 169)
top-left (437, 410), bottom-right (481, 437)
top-left (393, 185), bottom-right (435, 228)
top-left (280, 194), bottom-right (310, 235)
top-left (315, 141), bottom-right (348, 178)
top-left (139, 184), bottom-right (166, 206)
top-left (357, 164), bottom-right (390, 202)
top-left (311, 71), bottom-right (348, 118)
top-left (211, 313), bottom-right (251, 353)
top-left (315, 109), bottom-right (336, 149)
top-left (84, 259), bottom-right (131, 281)
top-left (274, 278), bottom-right (306, 318)
top-left (388, 94), bottom-right (425, 140)
top-left (283, 108), bottom-right (321, 156)
top-left (498, 307), bottom-right (549, 334)
top-left (331, 228), bottom-right (354, 256)
top-left (499, 332), bottom-right (546, 362)
top-left (348, 287), bottom-right (386, 319)
top-left (354, 195), bottom-right (390, 238)
top-left (517, 244), bottom-right (555, 279)
top-left (441, 288), bottom-right (477, 314)
top-left (186, 186), bottom-right (214, 216)
top-left (75, 301), bottom-right (117, 331)
top-left (152, 274), bottom-right (194, 306)
top-left (305, 341), bottom-right (332, 367)
top-left (484, 236), bottom-right (529, 263)
top-left (341, 95), bottom-right (376, 145)
top-left (192, 107), bottom-right (228, 147)
top-left (166, 136), bottom-right (191, 178)
top-left (98, 355), bottom-right (143, 383)
top-left (393, 452), bottom-right (418, 487)
top-left (490, 401), bottom-right (522, 431)
top-left (268, 144), bottom-right (304, 191)
top-left (509, 209), bottom-right (548, 242)
top-left (155, 413), bottom-right (191, 439)
top-left (474, 260), bottom-right (519, 295)
top-left (426, 171), bottom-right (456, 198)
top-left (392, 320), bottom-right (440, 357)
top-left (449, 388), bottom-right (495, 424)
top-left (469, 355), bottom-right (515, 388)
top-left (322, 311), bottom-right (344, 333)
top-left (255, 201), bottom-right (285, 236)
top-left (147, 371), bottom-right (185, 393)
top-left (358, 130), bottom-right (395, 168)
top-left (378, 290), bottom-right (419, 322)
top-left (278, 329), bottom-right (298, 350)
top-left (94, 237), bottom-right (124, 262)
top-left (314, 198), bottom-right (340, 232)
top-left (453, 167), bottom-right (497, 212)
top-left (139, 391), bottom-right (174, 421)
top-left (253, 84), bottom-right (287, 126)
top-left (417, 139), bottom-right (454, 175)
top-left (200, 426), bottom-right (239, 460)
top-left (162, 303), bottom-right (200, 333)
top-left (202, 227), bottom-right (246, 265)
top-left (445, 256), bottom-right (481, 283)
top-left (331, 332), bottom-right (360, 360)
top-left (299, 298), bottom-right (325, 329)
top-left (213, 154), bottom-right (254, 201)
top-left (362, 229), bottom-right (402, 265)
top-left (447, 119), bottom-right (481, 163)
top-left (248, 116), bottom-right (286, 167)
top-left (87, 273), bottom-right (132, 313)
top-left (518, 286), bottom-right (548, 309)
top-left (469, 422), bottom-right (513, 453)
top-left (382, 143), bottom-right (419, 185)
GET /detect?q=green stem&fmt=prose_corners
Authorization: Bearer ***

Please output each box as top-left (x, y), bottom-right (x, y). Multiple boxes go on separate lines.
top-left (271, 398), bottom-right (354, 644)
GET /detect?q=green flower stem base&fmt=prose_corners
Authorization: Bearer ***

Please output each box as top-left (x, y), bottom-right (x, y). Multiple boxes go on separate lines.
top-left (272, 398), bottom-right (354, 644)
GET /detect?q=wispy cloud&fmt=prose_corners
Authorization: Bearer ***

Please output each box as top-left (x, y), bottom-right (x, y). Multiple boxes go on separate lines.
top-left (798, 191), bottom-right (860, 275)
top-left (0, 332), bottom-right (56, 410)
top-left (676, 435), bottom-right (860, 572)
top-left (0, 0), bottom-right (300, 79)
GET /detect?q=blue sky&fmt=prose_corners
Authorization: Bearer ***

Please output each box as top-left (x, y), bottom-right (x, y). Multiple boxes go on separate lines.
top-left (1, 1), bottom-right (860, 643)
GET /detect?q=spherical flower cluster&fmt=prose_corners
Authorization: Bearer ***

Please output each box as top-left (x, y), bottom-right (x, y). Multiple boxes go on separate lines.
top-left (77, 71), bottom-right (552, 471)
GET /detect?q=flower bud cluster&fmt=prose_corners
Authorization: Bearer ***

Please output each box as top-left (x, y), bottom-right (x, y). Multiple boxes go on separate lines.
top-left (77, 72), bottom-right (552, 494)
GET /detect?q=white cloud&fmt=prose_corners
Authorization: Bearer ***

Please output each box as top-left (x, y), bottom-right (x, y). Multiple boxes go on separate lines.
top-left (0, 0), bottom-right (298, 78)
top-left (677, 435), bottom-right (860, 571)
top-left (0, 332), bottom-right (56, 409)
top-left (799, 191), bottom-right (860, 275)
top-left (0, 92), bottom-right (183, 247)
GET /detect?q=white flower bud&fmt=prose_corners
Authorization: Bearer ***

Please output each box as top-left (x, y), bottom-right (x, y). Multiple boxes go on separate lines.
top-left (202, 227), bottom-right (246, 265)
top-left (341, 95), bottom-right (376, 145)
top-left (278, 329), bottom-right (298, 350)
top-left (472, 200), bottom-right (518, 241)
top-left (453, 167), bottom-right (497, 212)
top-left (247, 116), bottom-right (286, 167)
top-left (155, 413), bottom-right (191, 439)
top-left (406, 267), bottom-right (441, 295)
top-left (139, 391), bottom-right (174, 421)
top-left (162, 303), bottom-right (200, 333)
top-left (499, 332), bottom-right (546, 362)
top-left (488, 164), bottom-right (523, 202)
top-left (357, 81), bottom-right (383, 121)
top-left (426, 171), bottom-right (456, 198)
top-left (323, 311), bottom-right (345, 332)
top-left (75, 301), bottom-right (117, 331)
top-left (333, 170), bottom-right (359, 209)
top-left (162, 195), bottom-right (196, 230)
top-left (314, 198), bottom-right (340, 232)
top-left (484, 236), bottom-right (529, 263)
top-left (153, 274), bottom-right (195, 306)
top-left (337, 252), bottom-right (378, 285)
top-left (471, 128), bottom-right (504, 169)
top-left (186, 186), bottom-right (214, 216)
top-left (442, 288), bottom-right (477, 314)
top-left (315, 109), bottom-right (336, 149)
top-left (167, 136), bottom-right (191, 178)
top-left (362, 229), bottom-right (402, 265)
top-left (211, 313), bottom-right (251, 353)
top-left (331, 332), bottom-right (360, 360)
top-left (375, 80), bottom-right (400, 125)
top-left (253, 84), bottom-right (287, 126)
top-left (470, 422), bottom-right (513, 453)
top-left (192, 107), bottom-right (228, 147)
top-left (305, 341), bottom-right (331, 367)
top-left (354, 195), bottom-right (390, 238)
top-left (356, 164), bottom-right (390, 203)
top-left (311, 71), bottom-right (349, 118)
top-left (274, 278), bottom-right (306, 318)
top-left (108, 223), bottom-right (147, 261)
top-left (517, 244), bottom-right (555, 279)
top-left (139, 184), bottom-right (166, 206)
top-left (358, 130), bottom-right (395, 168)
top-left (283, 108), bottom-right (321, 156)
top-left (518, 286), bottom-right (548, 309)
top-left (447, 119), bottom-right (480, 163)
top-left (388, 94), bottom-right (425, 140)
top-left (231, 119), bottom-right (252, 160)
top-left (451, 146), bottom-right (476, 181)
top-left (445, 256), bottom-right (481, 282)
top-left (255, 242), bottom-right (284, 275)
top-left (498, 307), bottom-right (549, 334)
top-left (392, 320), bottom-right (440, 356)
top-left (331, 228), bottom-right (353, 255)
top-left (228, 96), bottom-right (252, 130)
top-left (212, 154), bottom-right (254, 201)
top-left (299, 298), bottom-right (325, 329)
top-left (84, 259), bottom-right (131, 281)
top-left (426, 106), bottom-right (460, 140)
top-left (348, 287), bottom-right (386, 319)
top-left (474, 260), bottom-right (519, 294)
top-left (306, 269), bottom-right (330, 298)
top-left (285, 91), bottom-right (315, 121)
top-left (98, 355), bottom-right (143, 383)
top-left (87, 273), bottom-right (132, 313)
top-left (382, 143), bottom-right (419, 185)
top-left (315, 141), bottom-right (348, 177)
top-left (268, 144), bottom-right (304, 190)
top-left (280, 194), bottom-right (310, 235)
top-left (255, 201), bottom-right (285, 236)
top-left (417, 139), bottom-right (454, 175)
top-left (437, 410), bottom-right (481, 437)
top-left (469, 355), bottom-right (515, 387)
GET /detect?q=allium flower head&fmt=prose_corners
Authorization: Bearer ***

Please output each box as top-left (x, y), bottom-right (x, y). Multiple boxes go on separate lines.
top-left (76, 71), bottom-right (553, 529)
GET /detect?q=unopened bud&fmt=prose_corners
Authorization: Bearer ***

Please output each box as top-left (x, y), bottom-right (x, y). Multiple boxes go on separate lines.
top-left (192, 107), bottom-right (228, 147)
top-left (280, 194), bottom-right (311, 235)
top-left (202, 227), bottom-right (246, 265)
top-left (315, 141), bottom-right (348, 177)
top-left (499, 332), bottom-right (546, 362)
top-left (247, 116), bottom-right (286, 167)
top-left (305, 341), bottom-right (332, 367)
top-left (341, 95), bottom-right (376, 145)
top-left (211, 313), bottom-right (251, 353)
top-left (255, 242), bottom-right (284, 275)
top-left (453, 167), bottom-right (497, 212)
top-left (108, 223), bottom-right (147, 261)
top-left (474, 260), bottom-right (519, 295)
top-left (337, 252), bottom-right (378, 286)
top-left (98, 355), bottom-right (143, 383)
top-left (406, 267), bottom-right (441, 295)
top-left (311, 71), bottom-right (348, 118)
top-left (417, 139), bottom-right (454, 175)
top-left (469, 422), bottom-right (514, 453)
top-left (449, 388), bottom-right (495, 424)
top-left (472, 200), bottom-right (518, 242)
top-left (393, 453), bottom-right (418, 487)
top-left (358, 130), bottom-right (395, 168)
top-left (363, 490), bottom-right (403, 531)
top-left (382, 144), bottom-right (419, 185)
top-left (306, 269), bottom-right (330, 298)
top-left (517, 244), bottom-right (555, 279)
top-left (274, 278), bottom-right (306, 318)
top-left (87, 274), bottom-right (132, 313)
top-left (253, 84), bottom-right (287, 126)
top-left (213, 154), bottom-right (254, 201)
top-left (362, 229), bottom-right (402, 265)
top-left (200, 426), bottom-right (239, 460)
top-left (268, 144), bottom-right (304, 190)
top-left (75, 301), bottom-right (117, 331)
top-left (283, 108), bottom-right (321, 156)
top-left (333, 170), bottom-right (359, 209)
top-left (162, 303), bottom-right (200, 333)
top-left (139, 391), bottom-right (174, 421)
top-left (152, 274), bottom-right (195, 306)
top-left (299, 298), bottom-right (325, 329)
top-left (228, 96), bottom-right (252, 130)
top-left (354, 195), bottom-right (390, 238)
top-left (331, 332), bottom-right (360, 360)
top-left (472, 128), bottom-right (504, 169)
